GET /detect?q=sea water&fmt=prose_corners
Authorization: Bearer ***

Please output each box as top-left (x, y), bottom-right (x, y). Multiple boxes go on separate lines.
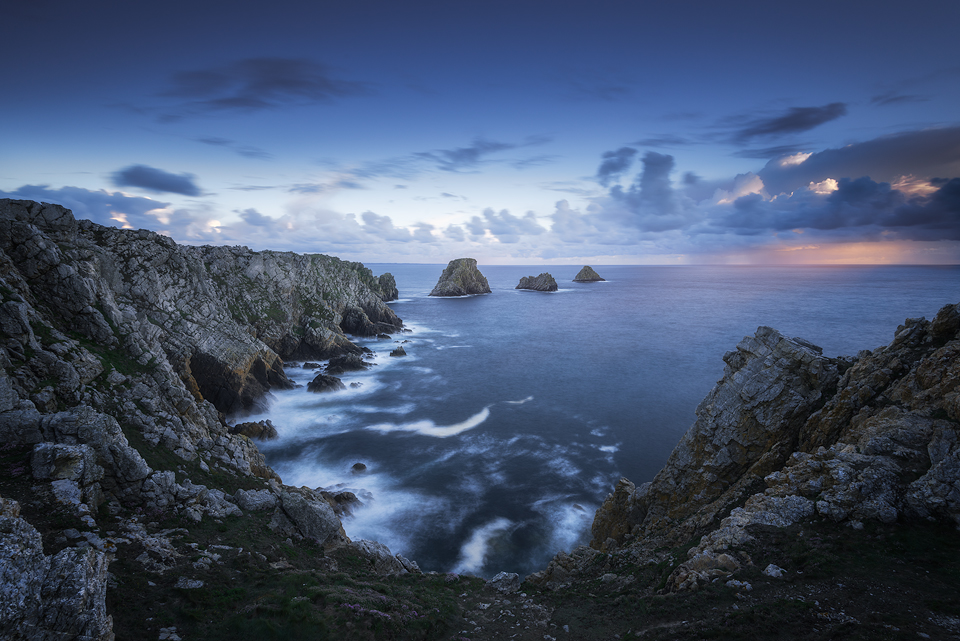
top-left (241, 265), bottom-right (959, 578)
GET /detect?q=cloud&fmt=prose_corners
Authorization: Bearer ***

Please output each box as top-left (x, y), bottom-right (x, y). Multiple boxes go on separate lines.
top-left (870, 91), bottom-right (927, 106)
top-left (0, 185), bottom-right (170, 230)
top-left (732, 103), bottom-right (847, 143)
top-left (111, 164), bottom-right (201, 196)
top-left (632, 135), bottom-right (694, 148)
top-left (602, 152), bottom-right (700, 232)
top-left (196, 136), bottom-right (272, 160)
top-left (732, 144), bottom-right (810, 160)
top-left (758, 126), bottom-right (960, 196)
top-left (159, 57), bottom-right (369, 118)
top-left (595, 147), bottom-right (637, 186)
top-left (414, 135), bottom-right (552, 173)
top-left (237, 208), bottom-right (274, 227)
top-left (473, 208), bottom-right (546, 243)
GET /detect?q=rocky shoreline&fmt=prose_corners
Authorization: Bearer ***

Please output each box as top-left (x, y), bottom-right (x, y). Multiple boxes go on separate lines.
top-left (2, 198), bottom-right (959, 640)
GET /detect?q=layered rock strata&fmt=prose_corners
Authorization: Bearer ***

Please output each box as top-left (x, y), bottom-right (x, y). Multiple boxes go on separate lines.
top-left (516, 273), bottom-right (558, 292)
top-left (429, 258), bottom-right (491, 296)
top-left (530, 302), bottom-right (960, 591)
top-left (573, 265), bottom-right (605, 282)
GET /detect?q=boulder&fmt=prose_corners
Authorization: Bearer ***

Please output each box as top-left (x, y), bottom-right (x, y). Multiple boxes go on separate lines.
top-left (516, 273), bottom-right (558, 292)
top-left (487, 571), bottom-right (521, 593)
top-left (230, 420), bottom-right (279, 440)
top-left (389, 346), bottom-right (407, 357)
top-left (277, 488), bottom-right (344, 545)
top-left (573, 266), bottom-right (605, 282)
top-left (429, 258), bottom-right (491, 296)
top-left (325, 353), bottom-right (370, 375)
top-left (306, 374), bottom-right (347, 393)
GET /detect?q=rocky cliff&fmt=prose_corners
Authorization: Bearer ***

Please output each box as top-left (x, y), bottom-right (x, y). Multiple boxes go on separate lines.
top-left (516, 273), bottom-right (558, 292)
top-left (531, 302), bottom-right (960, 600)
top-left (0, 199), bottom-right (417, 640)
top-left (429, 258), bottom-right (491, 296)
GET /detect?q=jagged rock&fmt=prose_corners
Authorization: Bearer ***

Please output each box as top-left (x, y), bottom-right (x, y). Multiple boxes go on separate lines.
top-left (487, 571), bottom-right (521, 593)
top-left (307, 373), bottom-right (347, 393)
top-left (377, 273), bottom-right (399, 301)
top-left (429, 258), bottom-right (491, 296)
top-left (389, 346), bottom-right (407, 357)
top-left (230, 420), bottom-right (278, 440)
top-left (302, 362), bottom-right (321, 369)
top-left (573, 266), bottom-right (605, 282)
top-left (516, 273), bottom-right (558, 292)
top-left (277, 487), bottom-right (345, 546)
top-left (0, 496), bottom-right (113, 640)
top-left (325, 353), bottom-right (370, 375)
top-left (233, 488), bottom-right (278, 511)
top-left (351, 540), bottom-right (408, 574)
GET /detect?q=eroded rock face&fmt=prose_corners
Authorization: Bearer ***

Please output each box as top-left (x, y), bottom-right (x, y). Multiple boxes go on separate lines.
top-left (429, 258), bottom-right (491, 296)
top-left (573, 266), bottom-right (605, 282)
top-left (558, 301), bottom-right (960, 593)
top-left (0, 497), bottom-right (114, 640)
top-left (377, 273), bottom-right (399, 301)
top-left (516, 273), bottom-right (558, 292)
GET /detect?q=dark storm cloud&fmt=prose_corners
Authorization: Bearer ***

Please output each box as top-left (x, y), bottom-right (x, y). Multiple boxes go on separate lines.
top-left (595, 147), bottom-right (637, 186)
top-left (758, 127), bottom-right (960, 195)
top-left (0, 185), bottom-right (169, 230)
top-left (160, 58), bottom-right (369, 117)
top-left (196, 137), bottom-right (272, 160)
top-left (732, 103), bottom-right (847, 143)
top-left (603, 152), bottom-right (697, 232)
top-left (110, 165), bottom-right (201, 196)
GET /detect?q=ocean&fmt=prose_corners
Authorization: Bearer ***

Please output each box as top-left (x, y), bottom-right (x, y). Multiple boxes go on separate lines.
top-left (241, 264), bottom-right (959, 578)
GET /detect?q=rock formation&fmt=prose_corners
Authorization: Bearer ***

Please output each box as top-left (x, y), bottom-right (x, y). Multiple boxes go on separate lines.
top-left (573, 265), bottom-right (605, 282)
top-left (516, 273), bottom-right (558, 292)
top-left (0, 200), bottom-right (418, 638)
top-left (306, 373), bottom-right (347, 393)
top-left (530, 302), bottom-right (960, 594)
top-left (429, 258), bottom-right (491, 296)
top-left (377, 273), bottom-right (399, 301)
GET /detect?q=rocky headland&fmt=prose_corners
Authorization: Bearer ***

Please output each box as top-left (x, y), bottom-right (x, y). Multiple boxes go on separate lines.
top-left (516, 273), bottom-right (558, 292)
top-left (573, 265), bottom-right (605, 282)
top-left (1, 197), bottom-right (959, 640)
top-left (428, 258), bottom-right (491, 296)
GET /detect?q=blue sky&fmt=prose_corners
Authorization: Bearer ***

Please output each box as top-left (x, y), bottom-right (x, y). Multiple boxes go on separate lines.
top-left (3, 0), bottom-right (959, 264)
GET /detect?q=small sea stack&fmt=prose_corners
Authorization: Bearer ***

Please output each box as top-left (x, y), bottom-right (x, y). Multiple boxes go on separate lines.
top-left (516, 273), bottom-right (558, 292)
top-left (573, 265), bottom-right (605, 282)
top-left (429, 258), bottom-right (492, 296)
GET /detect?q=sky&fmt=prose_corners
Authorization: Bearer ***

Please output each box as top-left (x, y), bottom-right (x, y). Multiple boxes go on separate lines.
top-left (2, 0), bottom-right (959, 264)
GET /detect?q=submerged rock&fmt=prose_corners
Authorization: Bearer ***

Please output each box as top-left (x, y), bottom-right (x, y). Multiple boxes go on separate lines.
top-left (573, 265), bottom-right (605, 282)
top-left (429, 258), bottom-right (491, 296)
top-left (325, 353), bottom-right (371, 375)
top-left (516, 273), bottom-right (558, 292)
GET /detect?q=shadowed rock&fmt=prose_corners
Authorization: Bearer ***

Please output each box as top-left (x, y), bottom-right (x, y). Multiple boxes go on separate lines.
top-left (307, 374), bottom-right (347, 393)
top-left (429, 258), bottom-right (491, 296)
top-left (516, 273), bottom-right (558, 292)
top-left (573, 265), bottom-right (605, 282)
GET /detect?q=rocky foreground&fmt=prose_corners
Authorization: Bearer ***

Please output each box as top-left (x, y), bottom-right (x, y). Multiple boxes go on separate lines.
top-left (1, 198), bottom-right (959, 640)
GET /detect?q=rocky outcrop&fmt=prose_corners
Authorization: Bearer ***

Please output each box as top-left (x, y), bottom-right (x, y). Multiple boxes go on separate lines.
top-left (377, 273), bottom-right (399, 301)
top-left (429, 258), bottom-right (491, 296)
top-left (0, 497), bottom-right (113, 640)
top-left (306, 374), bottom-right (346, 393)
top-left (516, 273), bottom-right (558, 292)
top-left (572, 266), bottom-right (605, 282)
top-left (532, 301), bottom-right (960, 593)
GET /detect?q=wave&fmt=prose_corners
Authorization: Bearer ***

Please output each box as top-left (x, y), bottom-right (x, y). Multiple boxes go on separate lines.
top-left (365, 406), bottom-right (491, 438)
top-left (504, 395), bottom-right (534, 405)
top-left (451, 517), bottom-right (514, 574)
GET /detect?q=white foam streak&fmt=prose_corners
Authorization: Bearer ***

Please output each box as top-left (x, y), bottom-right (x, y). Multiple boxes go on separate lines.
top-left (366, 406), bottom-right (490, 438)
top-left (451, 517), bottom-right (513, 574)
top-left (504, 396), bottom-right (534, 405)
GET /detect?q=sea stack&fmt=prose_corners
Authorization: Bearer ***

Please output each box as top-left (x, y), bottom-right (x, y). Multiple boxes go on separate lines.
top-left (429, 258), bottom-right (492, 296)
top-left (516, 273), bottom-right (558, 292)
top-left (573, 265), bottom-right (605, 282)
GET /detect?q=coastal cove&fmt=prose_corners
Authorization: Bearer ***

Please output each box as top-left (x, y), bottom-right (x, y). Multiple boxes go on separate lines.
top-left (246, 263), bottom-right (960, 578)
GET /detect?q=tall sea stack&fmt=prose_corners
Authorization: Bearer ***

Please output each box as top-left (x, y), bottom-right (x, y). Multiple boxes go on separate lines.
top-left (429, 258), bottom-right (492, 296)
